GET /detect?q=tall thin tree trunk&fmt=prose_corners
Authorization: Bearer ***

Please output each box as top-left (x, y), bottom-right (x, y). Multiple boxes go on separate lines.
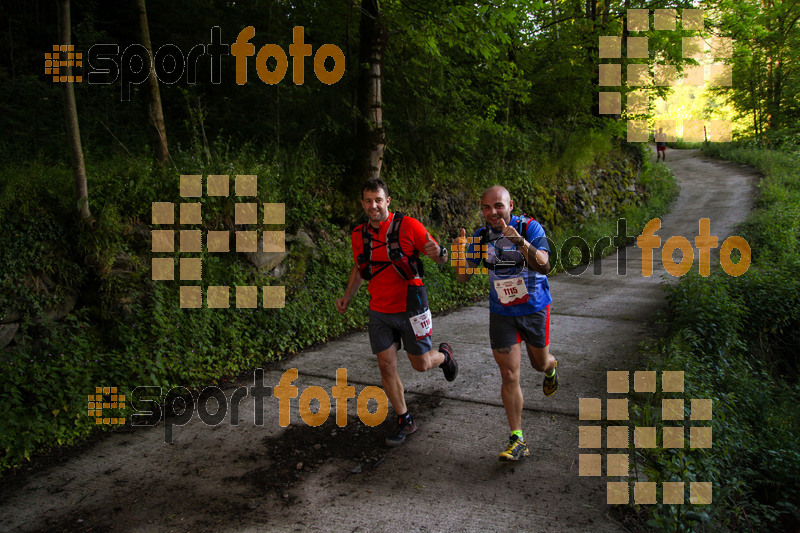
top-left (550, 0), bottom-right (559, 39)
top-left (621, 0), bottom-right (630, 121)
top-left (135, 0), bottom-right (169, 165)
top-left (58, 0), bottom-right (90, 220)
top-left (586, 0), bottom-right (597, 21)
top-left (586, 0), bottom-right (599, 117)
top-left (356, 0), bottom-right (387, 181)
top-left (276, 84), bottom-right (280, 148)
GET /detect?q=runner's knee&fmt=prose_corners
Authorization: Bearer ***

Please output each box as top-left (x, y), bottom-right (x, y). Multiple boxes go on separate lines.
top-left (377, 359), bottom-right (395, 376)
top-left (498, 365), bottom-right (520, 384)
top-left (376, 351), bottom-right (398, 375)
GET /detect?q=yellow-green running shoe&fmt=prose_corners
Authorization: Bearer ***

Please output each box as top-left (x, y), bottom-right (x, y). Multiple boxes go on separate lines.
top-left (498, 434), bottom-right (530, 461)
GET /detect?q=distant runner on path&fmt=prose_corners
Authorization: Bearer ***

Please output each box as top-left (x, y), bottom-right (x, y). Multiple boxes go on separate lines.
top-left (336, 178), bottom-right (458, 447)
top-left (655, 127), bottom-right (668, 162)
top-left (454, 185), bottom-right (558, 461)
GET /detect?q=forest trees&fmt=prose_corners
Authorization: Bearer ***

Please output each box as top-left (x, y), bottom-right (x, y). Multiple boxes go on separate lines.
top-left (2, 0), bottom-right (793, 173)
top-left (352, 0), bottom-right (525, 183)
top-left (706, 0), bottom-right (800, 142)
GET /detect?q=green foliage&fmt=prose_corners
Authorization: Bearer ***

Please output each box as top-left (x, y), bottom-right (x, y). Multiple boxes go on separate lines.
top-left (668, 140), bottom-right (705, 150)
top-left (634, 142), bottom-right (800, 531)
top-left (0, 309), bottom-right (125, 465)
top-left (0, 163), bottom-right (84, 320)
top-left (547, 160), bottom-right (677, 273)
top-left (702, 0), bottom-right (800, 139)
top-left (638, 274), bottom-right (800, 531)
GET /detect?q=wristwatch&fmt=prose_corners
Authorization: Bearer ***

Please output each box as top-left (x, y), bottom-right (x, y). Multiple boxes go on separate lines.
top-left (439, 245), bottom-right (448, 258)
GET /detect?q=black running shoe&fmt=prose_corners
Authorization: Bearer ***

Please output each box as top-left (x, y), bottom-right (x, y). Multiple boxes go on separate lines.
top-left (385, 416), bottom-right (417, 447)
top-left (438, 342), bottom-right (458, 382)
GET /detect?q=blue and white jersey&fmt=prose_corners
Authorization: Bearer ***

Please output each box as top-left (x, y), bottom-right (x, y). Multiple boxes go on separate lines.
top-left (466, 215), bottom-right (552, 316)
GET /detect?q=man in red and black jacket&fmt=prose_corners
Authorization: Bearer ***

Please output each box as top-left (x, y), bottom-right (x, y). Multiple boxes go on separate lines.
top-left (336, 178), bottom-right (457, 447)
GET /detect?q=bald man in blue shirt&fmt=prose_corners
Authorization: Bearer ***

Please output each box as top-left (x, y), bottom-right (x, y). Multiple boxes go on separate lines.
top-left (455, 185), bottom-right (559, 461)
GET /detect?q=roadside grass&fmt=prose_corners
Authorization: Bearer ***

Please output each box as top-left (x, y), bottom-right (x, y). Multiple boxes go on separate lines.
top-left (629, 142), bottom-right (800, 532)
top-left (668, 140), bottom-right (704, 150)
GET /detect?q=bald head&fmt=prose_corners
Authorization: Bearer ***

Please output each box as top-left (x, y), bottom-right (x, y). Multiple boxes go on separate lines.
top-left (481, 185), bottom-right (514, 230)
top-left (481, 185), bottom-right (511, 204)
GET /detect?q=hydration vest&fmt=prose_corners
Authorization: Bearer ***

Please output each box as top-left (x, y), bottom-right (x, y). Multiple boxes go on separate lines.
top-left (477, 214), bottom-right (534, 271)
top-left (357, 212), bottom-right (425, 281)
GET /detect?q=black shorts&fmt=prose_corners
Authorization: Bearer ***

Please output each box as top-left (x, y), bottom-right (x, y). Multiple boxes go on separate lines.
top-left (489, 305), bottom-right (550, 350)
top-left (368, 309), bottom-right (433, 355)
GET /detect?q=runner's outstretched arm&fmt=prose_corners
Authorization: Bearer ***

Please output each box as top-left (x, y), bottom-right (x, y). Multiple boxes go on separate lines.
top-left (336, 265), bottom-right (363, 314)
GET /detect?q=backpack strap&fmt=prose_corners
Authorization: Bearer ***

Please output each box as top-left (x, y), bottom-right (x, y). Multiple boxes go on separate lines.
top-left (387, 213), bottom-right (423, 280)
top-left (478, 226), bottom-right (488, 247)
top-left (517, 214), bottom-right (534, 237)
top-left (357, 223), bottom-right (391, 280)
top-left (481, 215), bottom-right (534, 271)
top-left (356, 213), bottom-right (424, 281)
top-left (386, 212), bottom-right (405, 261)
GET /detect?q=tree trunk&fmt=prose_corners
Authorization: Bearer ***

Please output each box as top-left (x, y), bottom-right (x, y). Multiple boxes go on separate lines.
top-left (550, 0), bottom-right (559, 39)
top-left (57, 0), bottom-right (90, 220)
top-left (356, 0), bottom-right (387, 182)
top-left (586, 0), bottom-right (597, 21)
top-left (585, 0), bottom-right (599, 117)
top-left (135, 0), bottom-right (169, 165)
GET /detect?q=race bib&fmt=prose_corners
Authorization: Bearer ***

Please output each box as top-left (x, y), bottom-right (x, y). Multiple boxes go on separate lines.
top-left (409, 309), bottom-right (433, 339)
top-left (494, 276), bottom-right (530, 306)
